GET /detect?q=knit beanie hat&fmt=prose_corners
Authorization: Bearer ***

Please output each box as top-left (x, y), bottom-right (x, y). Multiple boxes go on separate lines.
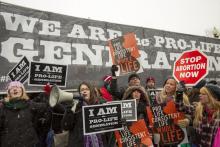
top-left (205, 84), bottom-right (220, 101)
top-left (102, 75), bottom-right (112, 83)
top-left (6, 81), bottom-right (25, 98)
top-left (193, 79), bottom-right (206, 89)
top-left (207, 80), bottom-right (218, 85)
top-left (128, 73), bottom-right (140, 82)
top-left (146, 76), bottom-right (155, 83)
top-left (6, 81), bottom-right (24, 92)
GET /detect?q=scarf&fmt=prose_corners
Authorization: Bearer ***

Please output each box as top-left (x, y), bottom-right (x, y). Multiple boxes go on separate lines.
top-left (204, 107), bottom-right (216, 122)
top-left (4, 98), bottom-right (29, 110)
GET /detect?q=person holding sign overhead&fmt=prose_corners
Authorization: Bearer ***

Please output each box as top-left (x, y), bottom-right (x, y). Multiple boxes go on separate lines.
top-left (61, 81), bottom-right (109, 147)
top-left (110, 64), bottom-right (142, 100)
top-left (176, 84), bottom-right (220, 147)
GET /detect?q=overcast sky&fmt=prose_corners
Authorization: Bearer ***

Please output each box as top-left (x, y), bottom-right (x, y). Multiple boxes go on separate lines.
top-left (1, 0), bottom-right (220, 37)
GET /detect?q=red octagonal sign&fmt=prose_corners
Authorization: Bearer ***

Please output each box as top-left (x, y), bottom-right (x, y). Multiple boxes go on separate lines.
top-left (173, 50), bottom-right (209, 86)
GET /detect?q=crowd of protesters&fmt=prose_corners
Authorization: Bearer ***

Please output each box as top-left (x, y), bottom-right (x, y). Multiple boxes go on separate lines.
top-left (0, 65), bottom-right (220, 147)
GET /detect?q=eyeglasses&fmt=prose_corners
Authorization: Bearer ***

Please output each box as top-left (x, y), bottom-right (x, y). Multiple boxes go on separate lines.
top-left (80, 88), bottom-right (90, 92)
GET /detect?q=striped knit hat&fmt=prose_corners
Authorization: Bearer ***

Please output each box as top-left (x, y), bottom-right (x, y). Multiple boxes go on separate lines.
top-left (103, 75), bottom-right (112, 83)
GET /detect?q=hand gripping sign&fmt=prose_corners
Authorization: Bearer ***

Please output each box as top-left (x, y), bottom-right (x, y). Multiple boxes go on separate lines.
top-left (173, 49), bottom-right (208, 86)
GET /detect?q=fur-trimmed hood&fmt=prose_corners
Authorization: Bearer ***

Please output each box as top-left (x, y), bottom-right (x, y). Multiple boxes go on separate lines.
top-left (122, 86), bottom-right (148, 101)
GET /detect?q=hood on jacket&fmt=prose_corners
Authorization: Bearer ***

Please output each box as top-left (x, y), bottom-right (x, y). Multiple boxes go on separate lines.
top-left (122, 86), bottom-right (148, 102)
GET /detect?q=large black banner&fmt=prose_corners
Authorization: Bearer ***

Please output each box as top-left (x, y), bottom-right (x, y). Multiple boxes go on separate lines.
top-left (0, 2), bottom-right (220, 92)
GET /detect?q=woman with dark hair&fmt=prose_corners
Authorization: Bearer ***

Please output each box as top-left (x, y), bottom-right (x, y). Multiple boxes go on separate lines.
top-left (122, 86), bottom-right (150, 122)
top-left (61, 81), bottom-right (108, 147)
top-left (115, 85), bottom-right (153, 147)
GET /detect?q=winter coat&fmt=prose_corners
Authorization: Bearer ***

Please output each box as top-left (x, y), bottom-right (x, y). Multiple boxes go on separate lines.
top-left (110, 77), bottom-right (128, 100)
top-left (176, 102), bottom-right (220, 147)
top-left (61, 100), bottom-right (108, 147)
top-left (0, 98), bottom-right (47, 147)
top-left (32, 93), bottom-right (53, 147)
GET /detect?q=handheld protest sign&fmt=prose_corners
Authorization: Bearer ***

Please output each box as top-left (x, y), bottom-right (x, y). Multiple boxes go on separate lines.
top-left (173, 49), bottom-right (208, 86)
top-left (82, 103), bottom-right (123, 135)
top-left (108, 99), bottom-right (137, 122)
top-left (146, 100), bottom-right (187, 146)
top-left (114, 119), bottom-right (153, 147)
top-left (28, 62), bottom-right (67, 87)
top-left (7, 56), bottom-right (29, 84)
top-left (108, 32), bottom-right (143, 76)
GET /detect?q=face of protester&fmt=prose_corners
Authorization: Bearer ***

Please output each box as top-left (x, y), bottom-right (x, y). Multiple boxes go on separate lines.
top-left (132, 90), bottom-right (141, 100)
top-left (8, 86), bottom-right (23, 99)
top-left (164, 79), bottom-right (176, 95)
top-left (80, 84), bottom-right (91, 102)
top-left (129, 77), bottom-right (141, 86)
top-left (199, 90), bottom-right (209, 105)
top-left (146, 80), bottom-right (155, 89)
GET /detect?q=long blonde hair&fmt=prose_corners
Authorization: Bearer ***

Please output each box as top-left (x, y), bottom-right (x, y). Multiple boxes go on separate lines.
top-left (159, 88), bottom-right (190, 105)
top-left (158, 77), bottom-right (190, 105)
top-left (193, 87), bottom-right (220, 126)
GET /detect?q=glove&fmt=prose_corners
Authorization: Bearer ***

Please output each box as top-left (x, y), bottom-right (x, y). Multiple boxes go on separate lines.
top-left (177, 118), bottom-right (190, 128)
top-left (43, 83), bottom-right (52, 95)
top-left (111, 65), bottom-right (118, 76)
top-left (176, 90), bottom-right (183, 102)
top-left (177, 80), bottom-right (187, 92)
top-left (176, 81), bottom-right (185, 102)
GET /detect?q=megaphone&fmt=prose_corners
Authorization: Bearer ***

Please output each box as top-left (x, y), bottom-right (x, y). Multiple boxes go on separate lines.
top-left (49, 85), bottom-right (80, 112)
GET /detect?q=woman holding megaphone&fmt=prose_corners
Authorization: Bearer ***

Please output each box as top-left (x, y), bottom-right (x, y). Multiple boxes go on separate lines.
top-left (61, 81), bottom-right (108, 147)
